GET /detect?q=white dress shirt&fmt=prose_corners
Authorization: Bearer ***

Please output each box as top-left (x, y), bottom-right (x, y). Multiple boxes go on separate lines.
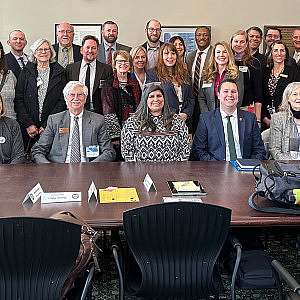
top-left (79, 60), bottom-right (96, 100)
top-left (191, 45), bottom-right (211, 84)
top-left (220, 108), bottom-right (242, 161)
top-left (65, 111), bottom-right (87, 163)
top-left (12, 52), bottom-right (28, 69)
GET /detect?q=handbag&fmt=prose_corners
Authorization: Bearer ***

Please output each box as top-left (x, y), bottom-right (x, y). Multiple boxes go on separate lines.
top-left (50, 211), bottom-right (102, 298)
top-left (248, 161), bottom-right (300, 214)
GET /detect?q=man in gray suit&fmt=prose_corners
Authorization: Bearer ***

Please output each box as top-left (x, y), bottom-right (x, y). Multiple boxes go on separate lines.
top-left (97, 21), bottom-right (131, 64)
top-left (31, 81), bottom-right (115, 163)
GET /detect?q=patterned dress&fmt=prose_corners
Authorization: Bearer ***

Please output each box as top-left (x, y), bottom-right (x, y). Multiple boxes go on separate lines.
top-left (121, 114), bottom-right (190, 162)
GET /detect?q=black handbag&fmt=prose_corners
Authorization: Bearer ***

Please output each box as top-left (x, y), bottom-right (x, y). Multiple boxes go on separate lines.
top-left (248, 161), bottom-right (300, 214)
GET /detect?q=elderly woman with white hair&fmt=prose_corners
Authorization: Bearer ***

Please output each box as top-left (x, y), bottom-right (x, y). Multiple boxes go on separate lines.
top-left (14, 38), bottom-right (66, 151)
top-left (269, 82), bottom-right (300, 159)
top-left (121, 83), bottom-right (190, 161)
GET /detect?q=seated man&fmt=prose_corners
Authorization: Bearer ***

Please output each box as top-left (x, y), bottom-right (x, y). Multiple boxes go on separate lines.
top-left (191, 79), bottom-right (266, 161)
top-left (31, 81), bottom-right (115, 163)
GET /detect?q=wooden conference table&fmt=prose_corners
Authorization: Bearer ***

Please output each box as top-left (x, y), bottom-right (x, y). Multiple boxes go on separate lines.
top-left (0, 161), bottom-right (299, 228)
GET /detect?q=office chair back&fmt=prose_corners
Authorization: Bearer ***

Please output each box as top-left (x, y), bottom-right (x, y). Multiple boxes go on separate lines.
top-left (123, 202), bottom-right (232, 299)
top-left (0, 217), bottom-right (81, 300)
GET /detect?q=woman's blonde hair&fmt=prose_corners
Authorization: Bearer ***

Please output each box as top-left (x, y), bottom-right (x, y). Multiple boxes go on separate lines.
top-left (230, 30), bottom-right (253, 65)
top-left (202, 41), bottom-right (239, 83)
top-left (155, 43), bottom-right (189, 86)
top-left (130, 46), bottom-right (148, 70)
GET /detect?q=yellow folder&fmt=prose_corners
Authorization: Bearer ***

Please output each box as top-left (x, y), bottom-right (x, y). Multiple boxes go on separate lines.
top-left (99, 187), bottom-right (139, 203)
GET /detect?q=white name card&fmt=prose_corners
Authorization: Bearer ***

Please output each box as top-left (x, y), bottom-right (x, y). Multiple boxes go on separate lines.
top-left (88, 181), bottom-right (98, 202)
top-left (162, 196), bottom-right (203, 203)
top-left (143, 173), bottom-right (156, 192)
top-left (22, 183), bottom-right (44, 205)
top-left (41, 192), bottom-right (81, 204)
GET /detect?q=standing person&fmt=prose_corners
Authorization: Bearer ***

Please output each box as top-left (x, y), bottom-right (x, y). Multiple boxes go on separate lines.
top-left (264, 27), bottom-right (281, 55)
top-left (262, 41), bottom-right (300, 128)
top-left (186, 26), bottom-right (212, 132)
top-left (98, 21), bottom-right (131, 64)
top-left (291, 28), bottom-right (300, 66)
top-left (147, 43), bottom-right (194, 126)
top-left (14, 38), bottom-right (66, 151)
top-left (52, 22), bottom-right (82, 68)
top-left (66, 35), bottom-right (113, 114)
top-left (169, 35), bottom-right (187, 64)
top-left (199, 41), bottom-right (243, 112)
top-left (5, 30), bottom-right (28, 78)
top-left (191, 79), bottom-right (265, 161)
top-left (142, 19), bottom-right (164, 70)
top-left (130, 46), bottom-right (148, 89)
top-left (121, 83), bottom-right (190, 162)
top-left (230, 30), bottom-right (263, 124)
top-left (0, 42), bottom-right (17, 119)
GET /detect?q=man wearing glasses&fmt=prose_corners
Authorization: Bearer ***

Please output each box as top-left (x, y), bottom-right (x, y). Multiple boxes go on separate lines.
top-left (52, 22), bottom-right (82, 68)
top-left (142, 19), bottom-right (164, 69)
top-left (31, 81), bottom-right (115, 163)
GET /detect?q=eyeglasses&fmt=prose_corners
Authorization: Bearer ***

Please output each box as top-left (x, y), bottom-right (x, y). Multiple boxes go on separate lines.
top-left (68, 93), bottom-right (85, 98)
top-left (58, 30), bottom-right (74, 34)
top-left (115, 60), bottom-right (130, 65)
top-left (36, 48), bottom-right (51, 53)
top-left (147, 28), bottom-right (161, 33)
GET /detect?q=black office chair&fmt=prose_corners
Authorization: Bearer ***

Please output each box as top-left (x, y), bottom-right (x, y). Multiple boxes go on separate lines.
top-left (0, 217), bottom-right (94, 300)
top-left (112, 202), bottom-right (232, 300)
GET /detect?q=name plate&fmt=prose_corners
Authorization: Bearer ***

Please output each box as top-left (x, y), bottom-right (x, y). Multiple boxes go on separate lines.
top-left (41, 192), bottom-right (81, 204)
top-left (143, 173), bottom-right (156, 192)
top-left (22, 183), bottom-right (44, 205)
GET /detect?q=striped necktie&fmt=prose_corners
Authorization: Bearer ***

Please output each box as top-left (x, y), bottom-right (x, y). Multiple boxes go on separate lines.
top-left (192, 51), bottom-right (203, 97)
top-left (61, 47), bottom-right (69, 68)
top-left (70, 116), bottom-right (81, 163)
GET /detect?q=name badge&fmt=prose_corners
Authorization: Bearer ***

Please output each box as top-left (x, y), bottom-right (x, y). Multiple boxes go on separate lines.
top-left (0, 136), bottom-right (6, 144)
top-left (59, 127), bottom-right (69, 134)
top-left (37, 78), bottom-right (43, 87)
top-left (202, 82), bottom-right (212, 88)
top-left (86, 145), bottom-right (99, 158)
top-left (99, 80), bottom-right (106, 88)
top-left (239, 66), bottom-right (248, 73)
top-left (280, 73), bottom-right (288, 78)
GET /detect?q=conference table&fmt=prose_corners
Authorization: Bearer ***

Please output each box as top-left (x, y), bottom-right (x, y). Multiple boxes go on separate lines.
top-left (0, 161), bottom-right (299, 228)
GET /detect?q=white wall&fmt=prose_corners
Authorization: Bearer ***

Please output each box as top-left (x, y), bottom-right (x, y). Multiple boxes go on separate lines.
top-left (1, 0), bottom-right (298, 53)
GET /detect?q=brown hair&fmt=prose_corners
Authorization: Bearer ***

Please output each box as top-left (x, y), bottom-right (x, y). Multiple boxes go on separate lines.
top-left (230, 30), bottom-right (253, 65)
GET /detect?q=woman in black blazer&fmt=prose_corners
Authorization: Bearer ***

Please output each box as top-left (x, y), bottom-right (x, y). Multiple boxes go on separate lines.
top-left (14, 38), bottom-right (66, 150)
top-left (262, 41), bottom-right (300, 128)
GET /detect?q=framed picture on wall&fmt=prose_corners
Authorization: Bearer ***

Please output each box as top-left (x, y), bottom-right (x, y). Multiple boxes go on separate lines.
top-left (54, 23), bottom-right (102, 46)
top-left (263, 25), bottom-right (298, 54)
top-left (161, 26), bottom-right (209, 54)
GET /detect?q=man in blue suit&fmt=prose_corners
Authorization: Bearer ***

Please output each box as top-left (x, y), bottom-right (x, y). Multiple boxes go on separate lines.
top-left (191, 79), bottom-right (265, 161)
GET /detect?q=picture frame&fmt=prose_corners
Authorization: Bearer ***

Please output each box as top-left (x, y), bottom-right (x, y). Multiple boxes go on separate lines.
top-left (54, 23), bottom-right (102, 46)
top-left (161, 26), bottom-right (209, 54)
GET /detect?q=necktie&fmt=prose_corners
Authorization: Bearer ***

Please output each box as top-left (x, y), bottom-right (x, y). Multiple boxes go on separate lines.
top-left (192, 51), bottom-right (203, 97)
top-left (107, 47), bottom-right (113, 65)
top-left (19, 57), bottom-right (25, 69)
top-left (61, 47), bottom-right (69, 68)
top-left (226, 115), bottom-right (237, 160)
top-left (70, 116), bottom-right (81, 163)
top-left (85, 63), bottom-right (94, 111)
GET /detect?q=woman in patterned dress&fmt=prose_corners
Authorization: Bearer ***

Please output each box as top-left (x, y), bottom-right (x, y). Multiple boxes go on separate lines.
top-left (121, 83), bottom-right (190, 161)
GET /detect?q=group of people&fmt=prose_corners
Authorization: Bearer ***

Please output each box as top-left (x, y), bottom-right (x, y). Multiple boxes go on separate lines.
top-left (0, 19), bottom-right (300, 164)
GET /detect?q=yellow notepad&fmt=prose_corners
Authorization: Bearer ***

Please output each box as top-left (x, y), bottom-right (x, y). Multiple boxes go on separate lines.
top-left (99, 187), bottom-right (139, 203)
top-left (173, 181), bottom-right (201, 192)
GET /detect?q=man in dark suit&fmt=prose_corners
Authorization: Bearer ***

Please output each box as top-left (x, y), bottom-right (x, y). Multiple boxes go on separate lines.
top-left (52, 22), bottom-right (82, 68)
top-left (141, 19), bottom-right (164, 69)
top-left (191, 79), bottom-right (265, 161)
top-left (186, 26), bottom-right (212, 133)
top-left (98, 21), bottom-right (131, 64)
top-left (31, 81), bottom-right (115, 163)
top-left (5, 30), bottom-right (28, 78)
top-left (66, 35), bottom-right (113, 114)
top-left (291, 28), bottom-right (300, 66)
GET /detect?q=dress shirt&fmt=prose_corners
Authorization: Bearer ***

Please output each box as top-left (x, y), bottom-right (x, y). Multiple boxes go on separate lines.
top-left (220, 108), bottom-right (242, 161)
top-left (191, 45), bottom-right (210, 84)
top-left (293, 51), bottom-right (300, 64)
top-left (57, 45), bottom-right (74, 66)
top-left (12, 52), bottom-right (28, 68)
top-left (65, 111), bottom-right (87, 163)
top-left (79, 60), bottom-right (96, 100)
top-left (103, 41), bottom-right (116, 61)
top-left (147, 43), bottom-right (160, 69)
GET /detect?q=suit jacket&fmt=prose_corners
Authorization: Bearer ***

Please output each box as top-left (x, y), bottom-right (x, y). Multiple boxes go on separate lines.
top-left (65, 60), bottom-right (113, 114)
top-left (146, 69), bottom-right (195, 118)
top-left (98, 42), bottom-right (132, 63)
top-left (191, 108), bottom-right (266, 161)
top-left (198, 71), bottom-right (244, 113)
top-left (5, 52), bottom-right (23, 78)
top-left (31, 110), bottom-right (115, 163)
top-left (52, 43), bottom-right (82, 64)
top-left (14, 62), bottom-right (67, 130)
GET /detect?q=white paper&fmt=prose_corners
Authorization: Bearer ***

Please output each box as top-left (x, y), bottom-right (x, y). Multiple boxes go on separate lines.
top-left (22, 183), bottom-right (44, 204)
top-left (143, 173), bottom-right (156, 192)
top-left (88, 181), bottom-right (98, 202)
top-left (41, 192), bottom-right (81, 204)
top-left (163, 196), bottom-right (203, 203)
